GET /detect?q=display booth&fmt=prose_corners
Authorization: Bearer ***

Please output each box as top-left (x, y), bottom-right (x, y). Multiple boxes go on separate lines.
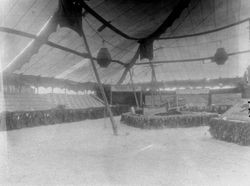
top-left (209, 99), bottom-right (250, 145)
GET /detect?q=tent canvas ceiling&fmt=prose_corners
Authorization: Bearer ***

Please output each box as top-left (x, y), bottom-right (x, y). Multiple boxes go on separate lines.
top-left (0, 0), bottom-right (249, 85)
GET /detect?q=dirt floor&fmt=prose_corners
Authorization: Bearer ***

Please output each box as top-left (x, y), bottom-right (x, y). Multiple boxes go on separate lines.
top-left (1, 116), bottom-right (250, 186)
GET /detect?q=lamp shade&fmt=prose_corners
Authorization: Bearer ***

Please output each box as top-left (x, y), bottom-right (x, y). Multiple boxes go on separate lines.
top-left (97, 47), bottom-right (112, 68)
top-left (213, 48), bottom-right (228, 65)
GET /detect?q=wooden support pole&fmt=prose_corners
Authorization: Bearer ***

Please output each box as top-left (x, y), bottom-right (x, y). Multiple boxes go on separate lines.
top-left (149, 61), bottom-right (157, 107)
top-left (129, 69), bottom-right (139, 108)
top-left (140, 89), bottom-right (143, 107)
top-left (80, 29), bottom-right (118, 136)
top-left (208, 91), bottom-right (212, 107)
top-left (117, 48), bottom-right (140, 85)
top-left (110, 87), bottom-right (113, 105)
top-left (176, 94), bottom-right (179, 111)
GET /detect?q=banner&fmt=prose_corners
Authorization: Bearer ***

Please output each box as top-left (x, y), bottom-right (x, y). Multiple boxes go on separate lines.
top-left (176, 88), bottom-right (209, 95)
top-left (111, 85), bottom-right (141, 92)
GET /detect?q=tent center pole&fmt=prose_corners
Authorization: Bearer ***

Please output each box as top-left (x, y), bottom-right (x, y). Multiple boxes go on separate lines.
top-left (80, 29), bottom-right (118, 136)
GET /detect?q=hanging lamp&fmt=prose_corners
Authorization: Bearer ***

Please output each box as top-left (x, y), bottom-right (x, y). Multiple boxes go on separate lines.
top-left (213, 47), bottom-right (228, 65)
top-left (97, 40), bottom-right (112, 68)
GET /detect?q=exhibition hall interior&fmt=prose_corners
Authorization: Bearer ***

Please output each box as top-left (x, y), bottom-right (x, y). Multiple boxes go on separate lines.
top-left (0, 0), bottom-right (250, 185)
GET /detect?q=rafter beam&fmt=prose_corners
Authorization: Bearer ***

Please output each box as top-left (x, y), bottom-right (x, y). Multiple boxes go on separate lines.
top-left (117, 47), bottom-right (140, 85)
top-left (158, 18), bottom-right (250, 40)
top-left (79, 1), bottom-right (141, 40)
top-left (135, 49), bottom-right (250, 65)
top-left (0, 26), bottom-right (125, 73)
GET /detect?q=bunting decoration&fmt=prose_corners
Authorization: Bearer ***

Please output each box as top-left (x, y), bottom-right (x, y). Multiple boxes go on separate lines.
top-left (54, 0), bottom-right (83, 36)
top-left (139, 39), bottom-right (154, 60)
